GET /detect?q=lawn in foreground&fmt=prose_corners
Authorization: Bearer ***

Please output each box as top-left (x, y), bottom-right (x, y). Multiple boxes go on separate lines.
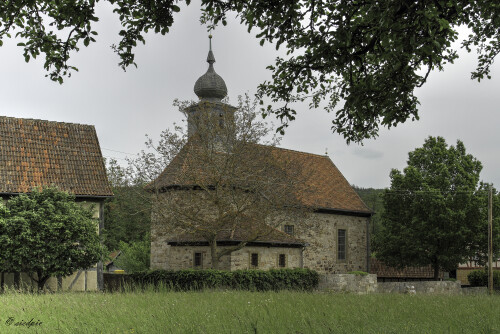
top-left (0, 289), bottom-right (498, 333)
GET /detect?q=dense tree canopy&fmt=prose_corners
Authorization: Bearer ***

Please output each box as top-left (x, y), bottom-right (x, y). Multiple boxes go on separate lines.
top-left (0, 187), bottom-right (104, 291)
top-left (1, 1), bottom-right (498, 141)
top-left (103, 159), bottom-right (151, 251)
top-left (353, 186), bottom-right (384, 244)
top-left (374, 136), bottom-right (499, 279)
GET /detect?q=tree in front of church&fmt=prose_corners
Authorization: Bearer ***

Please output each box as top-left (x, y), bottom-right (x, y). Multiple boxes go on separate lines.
top-left (373, 136), bottom-right (497, 279)
top-left (0, 187), bottom-right (104, 291)
top-left (128, 95), bottom-right (311, 270)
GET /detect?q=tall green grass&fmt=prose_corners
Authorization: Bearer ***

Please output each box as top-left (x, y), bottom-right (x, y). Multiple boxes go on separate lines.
top-left (0, 288), bottom-right (498, 333)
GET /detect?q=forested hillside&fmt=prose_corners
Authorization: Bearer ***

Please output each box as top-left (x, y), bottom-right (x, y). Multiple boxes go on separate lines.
top-left (352, 186), bottom-right (385, 245)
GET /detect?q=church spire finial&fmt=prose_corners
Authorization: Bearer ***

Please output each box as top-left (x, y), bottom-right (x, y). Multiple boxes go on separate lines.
top-left (194, 35), bottom-right (227, 101)
top-left (207, 34), bottom-right (215, 66)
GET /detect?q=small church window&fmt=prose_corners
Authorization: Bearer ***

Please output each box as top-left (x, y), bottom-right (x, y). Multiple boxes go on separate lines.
top-left (338, 229), bottom-right (346, 261)
top-left (284, 225), bottom-right (294, 236)
top-left (278, 254), bottom-right (286, 268)
top-left (250, 253), bottom-right (259, 268)
top-left (194, 252), bottom-right (203, 268)
top-left (219, 113), bottom-right (224, 128)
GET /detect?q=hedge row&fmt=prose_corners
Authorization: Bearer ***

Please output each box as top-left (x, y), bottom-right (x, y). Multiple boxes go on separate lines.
top-left (118, 268), bottom-right (319, 292)
top-left (467, 269), bottom-right (500, 287)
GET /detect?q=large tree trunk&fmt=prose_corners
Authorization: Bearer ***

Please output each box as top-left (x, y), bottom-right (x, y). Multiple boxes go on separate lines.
top-left (13, 272), bottom-right (20, 290)
top-left (209, 239), bottom-right (219, 270)
top-left (36, 270), bottom-right (49, 292)
top-left (433, 263), bottom-right (440, 280)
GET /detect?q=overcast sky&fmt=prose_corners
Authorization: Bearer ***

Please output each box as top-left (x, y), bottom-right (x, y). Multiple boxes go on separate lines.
top-left (1, 3), bottom-right (499, 189)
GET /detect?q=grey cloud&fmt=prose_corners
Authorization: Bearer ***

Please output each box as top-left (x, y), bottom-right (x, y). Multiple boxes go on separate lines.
top-left (352, 148), bottom-right (384, 160)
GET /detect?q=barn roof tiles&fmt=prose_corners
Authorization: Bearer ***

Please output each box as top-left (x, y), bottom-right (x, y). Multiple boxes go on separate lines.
top-left (0, 116), bottom-right (113, 197)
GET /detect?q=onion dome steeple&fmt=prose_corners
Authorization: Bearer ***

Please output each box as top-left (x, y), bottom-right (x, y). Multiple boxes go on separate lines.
top-left (194, 35), bottom-right (228, 102)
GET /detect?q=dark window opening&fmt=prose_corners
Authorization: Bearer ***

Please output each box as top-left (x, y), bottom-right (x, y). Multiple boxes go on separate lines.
top-left (219, 113), bottom-right (224, 128)
top-left (251, 253), bottom-right (259, 268)
top-left (278, 254), bottom-right (286, 268)
top-left (338, 229), bottom-right (346, 261)
top-left (284, 225), bottom-right (294, 236)
top-left (194, 252), bottom-right (203, 267)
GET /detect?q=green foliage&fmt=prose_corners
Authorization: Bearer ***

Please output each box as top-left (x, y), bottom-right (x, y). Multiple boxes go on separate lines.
top-left (374, 136), bottom-right (497, 279)
top-left (211, 0), bottom-right (500, 141)
top-left (113, 234), bottom-right (151, 273)
top-left (467, 269), bottom-right (500, 287)
top-left (103, 186), bottom-right (151, 251)
top-left (124, 268), bottom-right (319, 291)
top-left (1, 2), bottom-right (499, 141)
top-left (352, 186), bottom-right (385, 245)
top-left (347, 271), bottom-right (369, 276)
top-left (102, 158), bottom-right (152, 251)
top-left (0, 187), bottom-right (104, 291)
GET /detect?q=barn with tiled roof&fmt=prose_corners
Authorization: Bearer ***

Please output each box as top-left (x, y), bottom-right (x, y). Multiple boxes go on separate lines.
top-left (0, 116), bottom-right (112, 291)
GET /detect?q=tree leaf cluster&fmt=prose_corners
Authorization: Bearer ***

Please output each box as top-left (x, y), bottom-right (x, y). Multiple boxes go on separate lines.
top-left (201, 0), bottom-right (500, 142)
top-left (1, 1), bottom-right (498, 142)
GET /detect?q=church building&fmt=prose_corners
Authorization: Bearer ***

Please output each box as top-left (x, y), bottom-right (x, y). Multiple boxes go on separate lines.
top-left (150, 37), bottom-right (372, 274)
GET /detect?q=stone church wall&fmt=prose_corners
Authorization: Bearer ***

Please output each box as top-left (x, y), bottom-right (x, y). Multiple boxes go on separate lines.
top-left (291, 212), bottom-right (369, 274)
top-left (150, 243), bottom-right (302, 271)
top-left (230, 246), bottom-right (302, 270)
top-left (151, 211), bottom-right (368, 273)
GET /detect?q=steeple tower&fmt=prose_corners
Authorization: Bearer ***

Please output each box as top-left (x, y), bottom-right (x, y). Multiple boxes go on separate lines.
top-left (186, 36), bottom-right (236, 139)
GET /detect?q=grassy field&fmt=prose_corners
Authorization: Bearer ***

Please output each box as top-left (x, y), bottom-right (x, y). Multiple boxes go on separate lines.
top-left (0, 289), bottom-right (499, 333)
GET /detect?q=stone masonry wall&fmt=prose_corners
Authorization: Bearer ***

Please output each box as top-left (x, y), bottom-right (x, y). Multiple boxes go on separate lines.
top-left (150, 244), bottom-right (301, 271)
top-left (151, 245), bottom-right (231, 270)
top-left (151, 210), bottom-right (369, 273)
top-left (291, 212), bottom-right (369, 274)
top-left (230, 246), bottom-right (302, 270)
top-left (377, 281), bottom-right (462, 294)
top-left (318, 274), bottom-right (377, 293)
top-left (317, 275), bottom-right (463, 294)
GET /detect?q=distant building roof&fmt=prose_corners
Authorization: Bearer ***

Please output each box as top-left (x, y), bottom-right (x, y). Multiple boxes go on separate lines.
top-left (149, 142), bottom-right (371, 216)
top-left (370, 259), bottom-right (444, 279)
top-left (0, 116), bottom-right (113, 198)
top-left (105, 250), bottom-right (122, 266)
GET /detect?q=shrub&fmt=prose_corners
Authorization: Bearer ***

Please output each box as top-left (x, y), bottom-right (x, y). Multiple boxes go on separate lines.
top-left (467, 269), bottom-right (500, 287)
top-left (114, 234), bottom-right (151, 273)
top-left (122, 268), bottom-right (319, 292)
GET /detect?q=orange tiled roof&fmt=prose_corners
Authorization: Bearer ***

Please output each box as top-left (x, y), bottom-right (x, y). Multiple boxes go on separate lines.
top-left (370, 259), bottom-right (444, 279)
top-left (0, 116), bottom-right (113, 197)
top-left (268, 146), bottom-right (371, 213)
top-left (150, 142), bottom-right (371, 215)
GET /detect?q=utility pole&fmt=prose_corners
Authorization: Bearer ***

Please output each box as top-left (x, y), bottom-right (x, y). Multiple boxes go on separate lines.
top-left (488, 186), bottom-right (493, 295)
